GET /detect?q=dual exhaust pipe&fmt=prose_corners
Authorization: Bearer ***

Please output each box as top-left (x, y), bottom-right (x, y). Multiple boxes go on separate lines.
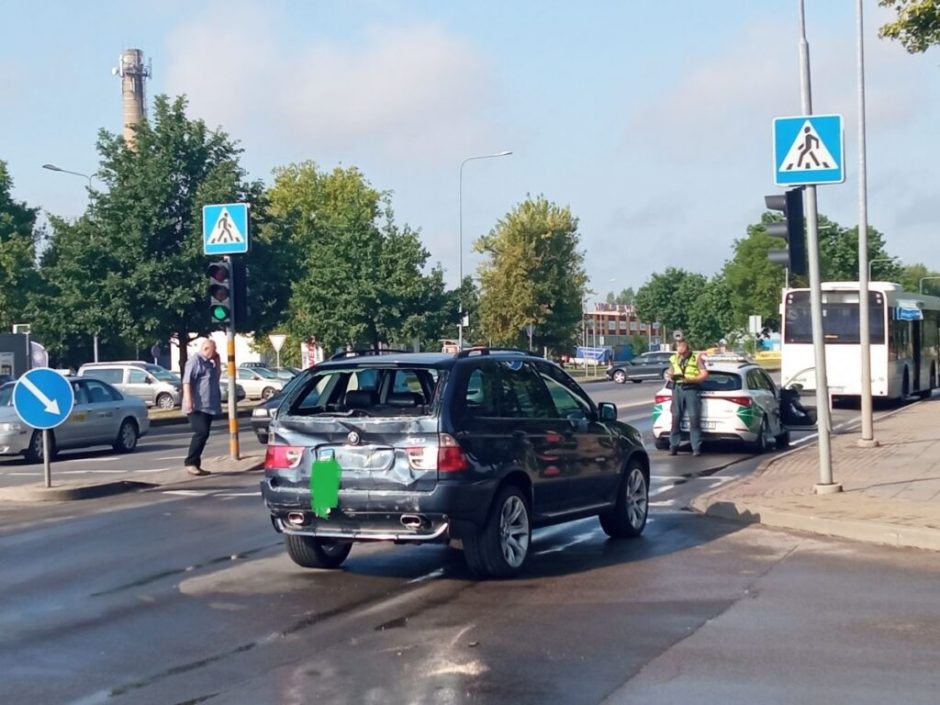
top-left (285, 512), bottom-right (428, 530)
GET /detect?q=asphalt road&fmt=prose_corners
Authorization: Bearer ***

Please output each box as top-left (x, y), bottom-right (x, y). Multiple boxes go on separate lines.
top-left (2, 422), bottom-right (939, 704)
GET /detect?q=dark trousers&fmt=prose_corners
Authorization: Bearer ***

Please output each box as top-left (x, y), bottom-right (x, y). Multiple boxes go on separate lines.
top-left (670, 385), bottom-right (703, 452)
top-left (185, 411), bottom-right (213, 468)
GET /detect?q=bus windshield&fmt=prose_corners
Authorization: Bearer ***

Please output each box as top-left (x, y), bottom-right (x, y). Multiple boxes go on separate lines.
top-left (784, 291), bottom-right (886, 344)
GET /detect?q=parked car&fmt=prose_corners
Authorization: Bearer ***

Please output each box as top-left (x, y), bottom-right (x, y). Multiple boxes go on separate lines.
top-left (606, 351), bottom-right (673, 384)
top-left (269, 367), bottom-right (301, 380)
top-left (261, 348), bottom-right (650, 578)
top-left (0, 377), bottom-right (150, 463)
top-left (236, 367), bottom-right (284, 400)
top-left (251, 372), bottom-right (308, 444)
top-left (77, 361), bottom-right (181, 409)
top-left (651, 354), bottom-right (816, 451)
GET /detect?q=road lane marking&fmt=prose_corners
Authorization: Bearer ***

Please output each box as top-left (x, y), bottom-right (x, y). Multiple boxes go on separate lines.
top-left (70, 456), bottom-right (120, 463)
top-left (157, 455), bottom-right (187, 461)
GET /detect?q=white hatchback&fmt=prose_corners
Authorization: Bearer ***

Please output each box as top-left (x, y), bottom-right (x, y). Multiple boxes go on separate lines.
top-left (651, 356), bottom-right (814, 452)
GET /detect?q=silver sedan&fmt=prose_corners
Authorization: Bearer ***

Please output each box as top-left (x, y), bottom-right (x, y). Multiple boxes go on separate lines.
top-left (0, 377), bottom-right (150, 463)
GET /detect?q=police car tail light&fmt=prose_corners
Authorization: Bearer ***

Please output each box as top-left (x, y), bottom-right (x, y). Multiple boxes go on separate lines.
top-left (654, 393), bottom-right (671, 404)
top-left (265, 445), bottom-right (304, 471)
top-left (725, 396), bottom-right (753, 407)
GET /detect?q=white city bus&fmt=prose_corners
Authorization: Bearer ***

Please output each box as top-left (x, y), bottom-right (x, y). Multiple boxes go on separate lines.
top-left (781, 282), bottom-right (940, 400)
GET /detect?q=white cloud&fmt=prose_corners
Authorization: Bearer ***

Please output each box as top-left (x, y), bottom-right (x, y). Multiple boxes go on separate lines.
top-left (163, 3), bottom-right (497, 162)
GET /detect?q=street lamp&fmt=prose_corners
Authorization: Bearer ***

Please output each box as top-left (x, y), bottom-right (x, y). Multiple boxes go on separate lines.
top-left (868, 257), bottom-right (896, 281)
top-left (919, 277), bottom-right (940, 294)
top-left (458, 151), bottom-right (512, 350)
top-left (42, 163), bottom-right (94, 189)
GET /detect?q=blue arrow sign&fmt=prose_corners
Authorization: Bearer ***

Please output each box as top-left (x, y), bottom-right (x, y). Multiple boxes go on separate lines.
top-left (773, 114), bottom-right (844, 187)
top-left (13, 368), bottom-right (75, 430)
top-left (203, 203), bottom-right (249, 255)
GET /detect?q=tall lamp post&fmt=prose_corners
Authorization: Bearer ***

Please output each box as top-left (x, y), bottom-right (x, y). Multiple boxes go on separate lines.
top-left (920, 277), bottom-right (940, 294)
top-left (43, 162), bottom-right (97, 359)
top-left (458, 151), bottom-right (512, 350)
top-left (42, 163), bottom-right (94, 190)
top-left (868, 257), bottom-right (896, 281)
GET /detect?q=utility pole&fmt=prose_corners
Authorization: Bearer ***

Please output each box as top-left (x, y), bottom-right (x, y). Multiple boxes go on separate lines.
top-left (856, 0), bottom-right (877, 449)
top-left (225, 255), bottom-right (240, 461)
top-left (798, 0), bottom-right (840, 494)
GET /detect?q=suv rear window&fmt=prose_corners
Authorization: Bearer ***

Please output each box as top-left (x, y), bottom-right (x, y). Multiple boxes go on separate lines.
top-left (286, 366), bottom-right (442, 417)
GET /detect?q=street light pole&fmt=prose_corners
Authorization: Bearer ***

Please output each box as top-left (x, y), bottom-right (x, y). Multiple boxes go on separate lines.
top-left (919, 277), bottom-right (940, 294)
top-left (42, 163), bottom-right (94, 190)
top-left (458, 151), bottom-right (512, 350)
top-left (868, 257), bottom-right (895, 281)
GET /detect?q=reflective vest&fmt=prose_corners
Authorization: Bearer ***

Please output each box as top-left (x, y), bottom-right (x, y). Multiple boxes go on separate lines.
top-left (670, 352), bottom-right (702, 384)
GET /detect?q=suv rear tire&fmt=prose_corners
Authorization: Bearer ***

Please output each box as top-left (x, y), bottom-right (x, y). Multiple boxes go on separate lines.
top-left (600, 461), bottom-right (649, 538)
top-left (464, 485), bottom-right (531, 578)
top-left (284, 535), bottom-right (352, 569)
top-left (156, 393), bottom-right (175, 410)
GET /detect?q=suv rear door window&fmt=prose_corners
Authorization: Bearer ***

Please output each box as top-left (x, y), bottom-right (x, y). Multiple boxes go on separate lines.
top-left (87, 368), bottom-right (122, 385)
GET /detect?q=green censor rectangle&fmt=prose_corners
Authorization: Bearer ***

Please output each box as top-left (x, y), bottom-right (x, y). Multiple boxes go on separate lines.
top-left (310, 456), bottom-right (342, 519)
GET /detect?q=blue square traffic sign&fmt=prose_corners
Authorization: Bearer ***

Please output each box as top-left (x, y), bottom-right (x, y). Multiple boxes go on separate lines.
top-left (773, 114), bottom-right (844, 187)
top-left (203, 203), bottom-right (249, 255)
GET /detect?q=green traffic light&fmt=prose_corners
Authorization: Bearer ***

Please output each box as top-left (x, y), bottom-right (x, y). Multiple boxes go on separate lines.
top-left (211, 305), bottom-right (229, 322)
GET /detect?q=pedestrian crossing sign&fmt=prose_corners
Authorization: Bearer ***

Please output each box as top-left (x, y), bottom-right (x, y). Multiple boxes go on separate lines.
top-left (773, 114), bottom-right (844, 187)
top-left (203, 203), bottom-right (249, 255)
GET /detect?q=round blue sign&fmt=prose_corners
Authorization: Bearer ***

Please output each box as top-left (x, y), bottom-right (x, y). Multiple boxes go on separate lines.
top-left (12, 368), bottom-right (75, 430)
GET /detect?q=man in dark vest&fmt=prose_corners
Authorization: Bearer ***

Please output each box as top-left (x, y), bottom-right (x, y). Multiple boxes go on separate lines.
top-left (667, 333), bottom-right (709, 456)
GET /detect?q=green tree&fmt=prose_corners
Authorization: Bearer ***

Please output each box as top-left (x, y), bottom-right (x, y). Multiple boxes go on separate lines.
top-left (475, 196), bottom-right (588, 351)
top-left (721, 218), bottom-right (787, 330)
top-left (269, 162), bottom-right (447, 352)
top-left (634, 268), bottom-right (707, 336)
top-left (879, 0), bottom-right (940, 53)
top-left (686, 275), bottom-right (736, 349)
top-left (0, 161), bottom-right (42, 335)
top-left (37, 95), bottom-right (267, 372)
top-left (900, 263), bottom-right (940, 294)
top-left (817, 219), bottom-right (900, 282)
top-left (605, 287), bottom-right (635, 305)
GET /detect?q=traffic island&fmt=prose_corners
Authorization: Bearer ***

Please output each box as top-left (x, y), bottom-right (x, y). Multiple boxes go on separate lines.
top-left (0, 454), bottom-right (265, 502)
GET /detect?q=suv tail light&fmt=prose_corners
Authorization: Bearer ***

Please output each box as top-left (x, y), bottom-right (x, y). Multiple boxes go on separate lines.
top-left (405, 433), bottom-right (470, 473)
top-left (654, 393), bottom-right (671, 404)
top-left (265, 445), bottom-right (304, 471)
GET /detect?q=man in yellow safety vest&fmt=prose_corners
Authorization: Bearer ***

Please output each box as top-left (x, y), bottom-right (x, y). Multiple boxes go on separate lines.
top-left (666, 335), bottom-right (709, 456)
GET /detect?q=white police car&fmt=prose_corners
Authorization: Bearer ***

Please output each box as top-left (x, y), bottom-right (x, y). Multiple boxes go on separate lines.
top-left (651, 354), bottom-right (814, 452)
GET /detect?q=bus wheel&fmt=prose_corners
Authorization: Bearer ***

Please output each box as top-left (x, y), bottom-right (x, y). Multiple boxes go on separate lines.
top-left (902, 369), bottom-right (910, 400)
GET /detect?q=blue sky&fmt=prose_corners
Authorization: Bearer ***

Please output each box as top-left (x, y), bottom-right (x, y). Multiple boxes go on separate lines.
top-left (2, 1), bottom-right (938, 299)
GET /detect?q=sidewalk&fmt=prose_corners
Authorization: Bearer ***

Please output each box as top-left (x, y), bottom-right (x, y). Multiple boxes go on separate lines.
top-left (691, 396), bottom-right (940, 551)
top-left (0, 454), bottom-right (264, 502)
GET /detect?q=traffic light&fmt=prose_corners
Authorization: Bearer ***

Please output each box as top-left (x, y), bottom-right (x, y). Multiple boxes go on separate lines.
top-left (207, 261), bottom-right (231, 324)
top-left (764, 188), bottom-right (806, 276)
top-left (233, 258), bottom-right (249, 327)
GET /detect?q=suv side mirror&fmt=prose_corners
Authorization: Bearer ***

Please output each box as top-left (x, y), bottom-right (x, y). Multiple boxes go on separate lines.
top-left (598, 402), bottom-right (617, 422)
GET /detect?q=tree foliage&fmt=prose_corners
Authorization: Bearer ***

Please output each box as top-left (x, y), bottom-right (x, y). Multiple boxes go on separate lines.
top-left (879, 0), bottom-right (940, 53)
top-left (634, 268), bottom-right (707, 339)
top-left (0, 161), bottom-right (42, 334)
top-left (475, 196), bottom-right (587, 351)
top-left (268, 162), bottom-right (448, 353)
top-left (605, 287), bottom-right (635, 305)
top-left (35, 96), bottom-right (258, 371)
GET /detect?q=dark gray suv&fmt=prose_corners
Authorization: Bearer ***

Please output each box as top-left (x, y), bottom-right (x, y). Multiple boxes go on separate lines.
top-left (261, 349), bottom-right (650, 578)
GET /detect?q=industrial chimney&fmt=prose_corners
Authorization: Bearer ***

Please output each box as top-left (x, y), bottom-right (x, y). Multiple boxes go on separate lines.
top-left (112, 49), bottom-right (151, 148)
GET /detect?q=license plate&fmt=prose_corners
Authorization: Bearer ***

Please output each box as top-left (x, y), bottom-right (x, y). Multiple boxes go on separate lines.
top-left (680, 420), bottom-right (716, 431)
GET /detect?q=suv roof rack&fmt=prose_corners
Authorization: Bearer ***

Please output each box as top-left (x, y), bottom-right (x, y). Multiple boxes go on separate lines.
top-left (456, 347), bottom-right (536, 359)
top-left (329, 348), bottom-right (412, 361)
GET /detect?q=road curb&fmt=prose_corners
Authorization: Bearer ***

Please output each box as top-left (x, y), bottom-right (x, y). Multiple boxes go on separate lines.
top-left (0, 456), bottom-right (265, 503)
top-left (690, 496), bottom-right (940, 552)
top-left (0, 480), bottom-right (157, 503)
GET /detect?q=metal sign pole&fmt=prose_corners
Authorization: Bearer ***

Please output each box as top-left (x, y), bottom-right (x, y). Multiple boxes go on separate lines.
top-left (225, 255), bottom-right (240, 461)
top-left (799, 0), bottom-right (840, 493)
top-left (43, 429), bottom-right (51, 488)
